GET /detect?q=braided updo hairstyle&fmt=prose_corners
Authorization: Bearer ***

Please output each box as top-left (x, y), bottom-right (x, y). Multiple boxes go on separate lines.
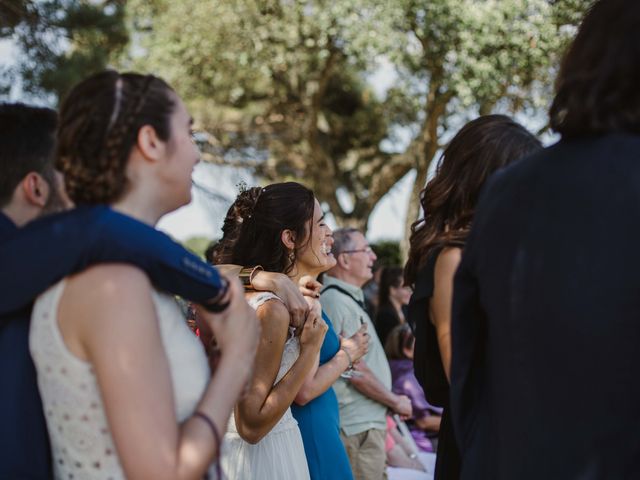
top-left (213, 182), bottom-right (316, 274)
top-left (56, 70), bottom-right (175, 204)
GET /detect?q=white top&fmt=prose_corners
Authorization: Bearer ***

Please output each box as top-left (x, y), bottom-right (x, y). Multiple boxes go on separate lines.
top-left (30, 279), bottom-right (213, 479)
top-left (222, 292), bottom-right (310, 479)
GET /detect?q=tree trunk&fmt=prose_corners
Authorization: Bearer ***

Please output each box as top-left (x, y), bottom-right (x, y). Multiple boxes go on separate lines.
top-left (400, 163), bottom-right (428, 262)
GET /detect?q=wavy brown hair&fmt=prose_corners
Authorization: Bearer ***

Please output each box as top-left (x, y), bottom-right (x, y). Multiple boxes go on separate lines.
top-left (56, 70), bottom-right (175, 204)
top-left (213, 182), bottom-right (316, 274)
top-left (404, 115), bottom-right (542, 286)
top-left (550, 0), bottom-right (640, 138)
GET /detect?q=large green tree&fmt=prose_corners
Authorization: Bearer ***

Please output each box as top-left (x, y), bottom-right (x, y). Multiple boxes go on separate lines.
top-left (125, 0), bottom-right (589, 244)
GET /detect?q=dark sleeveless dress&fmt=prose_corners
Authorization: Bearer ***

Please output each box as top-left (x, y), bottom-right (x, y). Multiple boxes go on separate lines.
top-left (408, 247), bottom-right (461, 480)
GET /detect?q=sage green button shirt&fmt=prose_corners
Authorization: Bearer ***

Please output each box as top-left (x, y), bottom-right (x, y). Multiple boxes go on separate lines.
top-left (320, 275), bottom-right (391, 436)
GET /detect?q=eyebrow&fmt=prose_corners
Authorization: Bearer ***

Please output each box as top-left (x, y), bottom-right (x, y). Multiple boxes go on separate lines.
top-left (316, 214), bottom-right (325, 223)
top-left (188, 117), bottom-right (194, 126)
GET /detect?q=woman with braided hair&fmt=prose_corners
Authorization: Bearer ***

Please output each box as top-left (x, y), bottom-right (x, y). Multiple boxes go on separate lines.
top-left (28, 70), bottom-right (260, 480)
top-left (213, 182), bottom-right (368, 480)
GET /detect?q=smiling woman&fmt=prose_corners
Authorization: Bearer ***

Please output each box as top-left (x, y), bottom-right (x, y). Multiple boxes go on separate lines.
top-left (213, 182), bottom-right (367, 480)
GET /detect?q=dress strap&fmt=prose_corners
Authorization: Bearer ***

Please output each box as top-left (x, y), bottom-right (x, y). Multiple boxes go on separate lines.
top-left (248, 291), bottom-right (284, 310)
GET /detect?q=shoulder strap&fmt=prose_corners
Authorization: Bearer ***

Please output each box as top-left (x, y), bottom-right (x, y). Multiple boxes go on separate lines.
top-left (321, 284), bottom-right (367, 312)
top-left (249, 292), bottom-right (284, 310)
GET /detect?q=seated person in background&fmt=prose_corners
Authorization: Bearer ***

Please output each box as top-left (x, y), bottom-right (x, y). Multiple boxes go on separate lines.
top-left (385, 415), bottom-right (436, 480)
top-left (375, 266), bottom-right (413, 345)
top-left (386, 324), bottom-right (442, 453)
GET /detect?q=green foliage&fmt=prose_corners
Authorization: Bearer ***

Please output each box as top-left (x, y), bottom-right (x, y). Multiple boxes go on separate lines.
top-left (371, 240), bottom-right (402, 268)
top-left (124, 0), bottom-right (588, 234)
top-left (182, 236), bottom-right (215, 260)
top-left (2, 0), bottom-right (591, 237)
top-left (2, 0), bottom-right (128, 101)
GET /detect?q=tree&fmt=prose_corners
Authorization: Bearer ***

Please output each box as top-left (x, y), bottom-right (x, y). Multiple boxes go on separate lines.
top-left (1, 0), bottom-right (128, 101)
top-left (125, 0), bottom-right (589, 246)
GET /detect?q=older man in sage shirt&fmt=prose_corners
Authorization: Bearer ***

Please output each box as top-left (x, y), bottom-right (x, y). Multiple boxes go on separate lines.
top-left (321, 228), bottom-right (412, 480)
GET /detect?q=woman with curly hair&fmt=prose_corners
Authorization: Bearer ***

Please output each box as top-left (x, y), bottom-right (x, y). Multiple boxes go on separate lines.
top-left (29, 71), bottom-right (260, 480)
top-left (213, 182), bottom-right (368, 480)
top-left (404, 114), bottom-right (542, 479)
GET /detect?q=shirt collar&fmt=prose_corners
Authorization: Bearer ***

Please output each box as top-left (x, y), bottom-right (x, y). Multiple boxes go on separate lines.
top-left (323, 275), bottom-right (365, 302)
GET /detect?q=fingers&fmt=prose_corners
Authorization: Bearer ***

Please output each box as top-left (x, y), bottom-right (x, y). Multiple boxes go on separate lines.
top-left (289, 301), bottom-right (308, 329)
top-left (299, 287), bottom-right (321, 298)
top-left (298, 275), bottom-right (322, 295)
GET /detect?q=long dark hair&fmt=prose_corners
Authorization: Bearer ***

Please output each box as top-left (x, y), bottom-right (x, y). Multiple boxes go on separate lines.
top-left (56, 70), bottom-right (175, 205)
top-left (550, 0), bottom-right (640, 138)
top-left (404, 115), bottom-right (542, 286)
top-left (213, 182), bottom-right (316, 274)
top-left (378, 266), bottom-right (404, 308)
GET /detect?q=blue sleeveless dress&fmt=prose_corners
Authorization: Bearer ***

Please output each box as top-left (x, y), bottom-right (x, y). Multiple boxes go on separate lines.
top-left (291, 312), bottom-right (354, 480)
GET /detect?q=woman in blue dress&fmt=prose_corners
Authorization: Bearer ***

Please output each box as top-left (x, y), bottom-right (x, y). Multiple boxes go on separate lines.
top-left (291, 232), bottom-right (369, 480)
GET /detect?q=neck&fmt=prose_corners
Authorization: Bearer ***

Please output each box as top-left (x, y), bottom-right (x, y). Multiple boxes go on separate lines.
top-left (1, 204), bottom-right (39, 228)
top-left (111, 188), bottom-right (168, 226)
top-left (327, 270), bottom-right (363, 289)
top-left (289, 265), bottom-right (324, 285)
top-left (390, 297), bottom-right (404, 315)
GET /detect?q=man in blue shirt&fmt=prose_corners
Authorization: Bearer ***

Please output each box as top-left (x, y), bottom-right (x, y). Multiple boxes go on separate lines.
top-left (0, 104), bottom-right (67, 478)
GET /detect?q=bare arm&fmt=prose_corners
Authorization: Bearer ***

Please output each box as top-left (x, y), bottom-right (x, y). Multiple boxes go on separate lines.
top-left (59, 266), bottom-right (258, 480)
top-left (415, 414), bottom-right (442, 432)
top-left (430, 247), bottom-right (462, 382)
top-left (387, 424), bottom-right (426, 471)
top-left (294, 322), bottom-right (369, 406)
top-left (235, 300), bottom-right (326, 443)
top-left (348, 362), bottom-right (412, 417)
top-left (216, 264), bottom-right (310, 329)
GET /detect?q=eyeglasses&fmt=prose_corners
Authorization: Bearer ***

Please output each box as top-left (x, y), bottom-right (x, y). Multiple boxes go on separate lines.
top-left (337, 246), bottom-right (373, 255)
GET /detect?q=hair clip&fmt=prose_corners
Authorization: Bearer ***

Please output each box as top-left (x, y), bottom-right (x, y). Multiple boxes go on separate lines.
top-left (106, 77), bottom-right (123, 132)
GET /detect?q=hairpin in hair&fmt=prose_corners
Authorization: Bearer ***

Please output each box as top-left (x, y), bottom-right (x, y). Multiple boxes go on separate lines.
top-left (107, 76), bottom-right (123, 133)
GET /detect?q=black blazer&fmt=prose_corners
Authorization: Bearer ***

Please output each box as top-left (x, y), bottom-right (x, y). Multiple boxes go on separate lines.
top-left (451, 134), bottom-right (640, 479)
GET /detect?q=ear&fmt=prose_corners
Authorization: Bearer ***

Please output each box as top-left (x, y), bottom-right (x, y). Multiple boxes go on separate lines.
top-left (21, 172), bottom-right (50, 208)
top-left (281, 229), bottom-right (296, 250)
top-left (136, 124), bottom-right (164, 163)
top-left (336, 252), bottom-right (350, 270)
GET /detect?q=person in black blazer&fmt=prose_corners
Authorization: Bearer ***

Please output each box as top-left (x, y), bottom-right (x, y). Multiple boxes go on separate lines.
top-left (450, 1), bottom-right (640, 478)
top-left (404, 115), bottom-right (542, 480)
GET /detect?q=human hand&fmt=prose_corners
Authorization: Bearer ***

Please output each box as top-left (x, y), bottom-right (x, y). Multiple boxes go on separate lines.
top-left (300, 310), bottom-right (328, 353)
top-left (251, 271), bottom-right (309, 329)
top-left (298, 275), bottom-right (322, 299)
top-left (392, 394), bottom-right (412, 419)
top-left (339, 323), bottom-right (369, 363)
top-left (195, 276), bottom-right (260, 361)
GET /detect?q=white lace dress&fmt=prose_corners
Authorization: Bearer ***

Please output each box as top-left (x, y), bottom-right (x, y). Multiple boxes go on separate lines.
top-left (29, 279), bottom-right (219, 479)
top-left (221, 292), bottom-right (310, 480)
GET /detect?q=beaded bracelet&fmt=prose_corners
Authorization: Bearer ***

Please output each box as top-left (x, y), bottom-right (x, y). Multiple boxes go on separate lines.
top-left (194, 411), bottom-right (223, 479)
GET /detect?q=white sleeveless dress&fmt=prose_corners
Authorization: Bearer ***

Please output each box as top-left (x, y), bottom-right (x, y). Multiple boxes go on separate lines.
top-left (29, 279), bottom-right (219, 479)
top-left (221, 292), bottom-right (310, 480)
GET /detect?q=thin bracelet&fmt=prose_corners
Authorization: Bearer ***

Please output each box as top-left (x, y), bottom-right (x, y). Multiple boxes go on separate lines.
top-left (249, 265), bottom-right (264, 285)
top-left (193, 411), bottom-right (223, 479)
top-left (340, 346), bottom-right (353, 370)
